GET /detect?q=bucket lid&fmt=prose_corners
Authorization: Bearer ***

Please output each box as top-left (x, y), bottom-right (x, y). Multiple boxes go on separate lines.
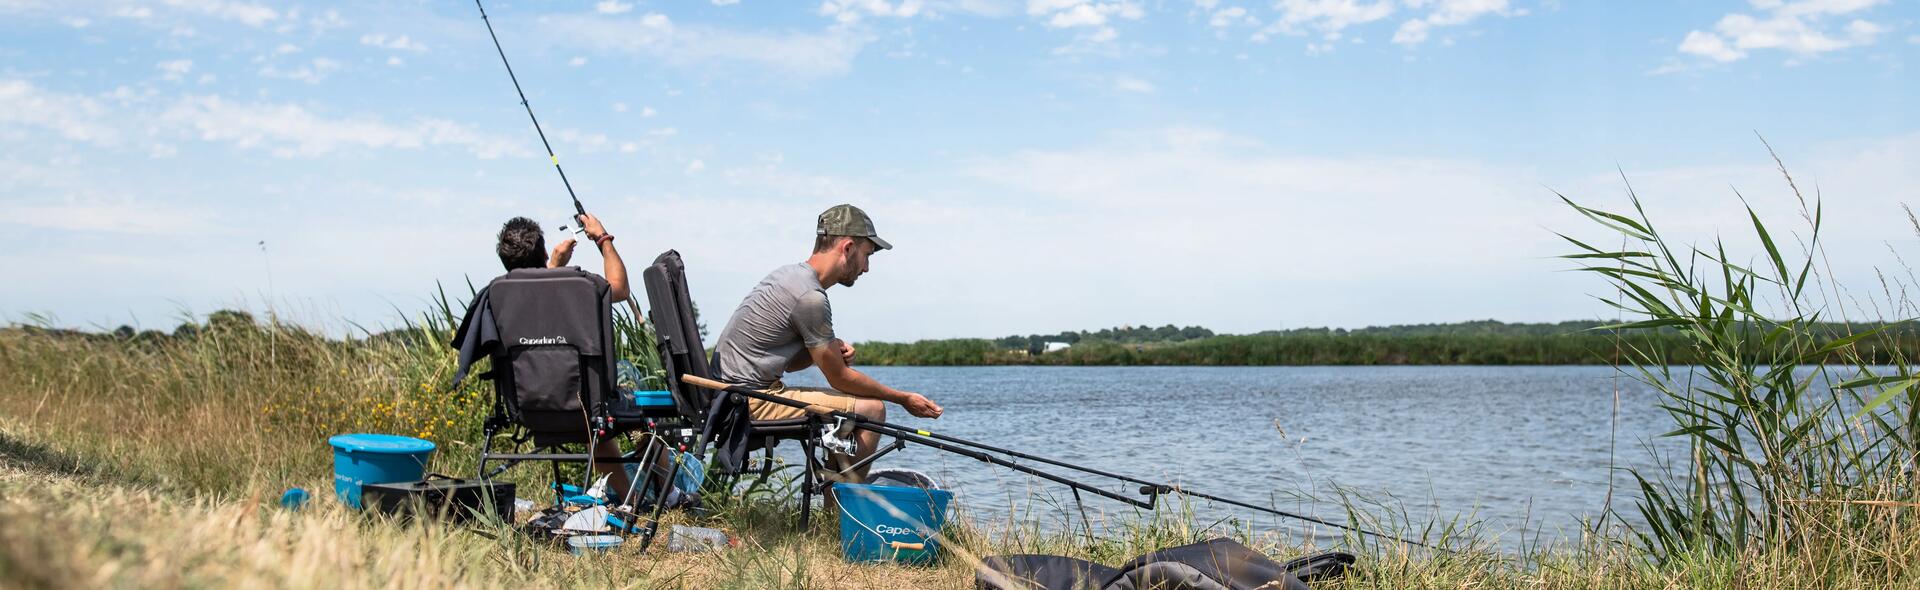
top-left (329, 433), bottom-right (437, 454)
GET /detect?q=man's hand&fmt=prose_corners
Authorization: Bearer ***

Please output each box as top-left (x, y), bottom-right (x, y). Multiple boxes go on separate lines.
top-left (836, 339), bottom-right (857, 364)
top-left (548, 238), bottom-right (577, 268)
top-left (901, 392), bottom-right (942, 419)
top-left (576, 213), bottom-right (609, 242)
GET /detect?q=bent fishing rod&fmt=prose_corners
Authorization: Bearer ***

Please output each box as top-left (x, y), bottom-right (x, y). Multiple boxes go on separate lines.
top-left (473, 0), bottom-right (585, 222)
top-left (474, 0), bottom-right (647, 323)
top-left (679, 375), bottom-right (1430, 549)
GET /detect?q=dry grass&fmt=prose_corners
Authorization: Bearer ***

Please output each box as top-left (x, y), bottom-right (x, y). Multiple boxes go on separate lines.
top-left (1, 324), bottom-right (1916, 589)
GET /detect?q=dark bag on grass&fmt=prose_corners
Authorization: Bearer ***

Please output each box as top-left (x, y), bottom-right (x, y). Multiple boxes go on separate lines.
top-left (976, 538), bottom-right (1353, 590)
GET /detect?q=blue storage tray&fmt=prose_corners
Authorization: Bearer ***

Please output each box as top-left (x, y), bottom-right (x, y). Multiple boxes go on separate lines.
top-left (631, 389), bottom-right (675, 408)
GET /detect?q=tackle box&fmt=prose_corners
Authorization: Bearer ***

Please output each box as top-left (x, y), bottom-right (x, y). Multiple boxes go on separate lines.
top-left (361, 474), bottom-right (515, 523)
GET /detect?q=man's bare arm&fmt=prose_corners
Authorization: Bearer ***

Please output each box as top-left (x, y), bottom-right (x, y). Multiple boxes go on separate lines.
top-left (809, 344), bottom-right (942, 418)
top-left (576, 213), bottom-right (629, 302)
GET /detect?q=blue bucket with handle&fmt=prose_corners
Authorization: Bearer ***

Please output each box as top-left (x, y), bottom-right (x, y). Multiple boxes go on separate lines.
top-left (835, 482), bottom-right (952, 565)
top-left (329, 434), bottom-right (435, 509)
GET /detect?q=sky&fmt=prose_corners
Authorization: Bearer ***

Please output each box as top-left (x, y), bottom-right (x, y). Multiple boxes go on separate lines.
top-left (1, 0), bottom-right (1916, 342)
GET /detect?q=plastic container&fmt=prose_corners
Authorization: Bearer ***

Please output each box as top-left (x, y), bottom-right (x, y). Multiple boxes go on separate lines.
top-left (567, 534), bottom-right (624, 554)
top-left (329, 434), bottom-right (436, 509)
top-left (631, 389), bottom-right (675, 408)
top-left (834, 482), bottom-right (953, 565)
top-left (668, 524), bottom-right (733, 552)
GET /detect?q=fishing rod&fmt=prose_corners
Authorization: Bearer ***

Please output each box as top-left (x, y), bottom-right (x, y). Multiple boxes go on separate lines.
top-left (679, 375), bottom-right (1430, 549)
top-left (472, 0), bottom-right (644, 319)
top-left (473, 0), bottom-right (585, 222)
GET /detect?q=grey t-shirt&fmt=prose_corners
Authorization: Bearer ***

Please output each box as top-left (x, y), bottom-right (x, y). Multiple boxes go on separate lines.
top-left (713, 263), bottom-right (835, 389)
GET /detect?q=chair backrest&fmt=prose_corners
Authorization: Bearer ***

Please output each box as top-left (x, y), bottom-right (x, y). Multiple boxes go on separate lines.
top-left (641, 250), bottom-right (714, 420)
top-left (485, 267), bottom-right (616, 438)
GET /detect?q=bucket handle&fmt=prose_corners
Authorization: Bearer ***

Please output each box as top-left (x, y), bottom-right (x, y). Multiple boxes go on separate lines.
top-left (888, 541), bottom-right (925, 551)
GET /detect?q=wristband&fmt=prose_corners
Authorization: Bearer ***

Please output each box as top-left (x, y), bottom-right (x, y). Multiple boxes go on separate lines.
top-left (594, 233), bottom-right (615, 246)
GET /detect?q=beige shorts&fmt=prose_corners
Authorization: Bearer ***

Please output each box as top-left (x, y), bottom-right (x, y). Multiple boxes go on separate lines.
top-left (747, 381), bottom-right (861, 422)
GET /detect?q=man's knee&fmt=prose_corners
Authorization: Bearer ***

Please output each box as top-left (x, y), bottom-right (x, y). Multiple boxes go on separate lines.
top-left (854, 398), bottom-right (886, 420)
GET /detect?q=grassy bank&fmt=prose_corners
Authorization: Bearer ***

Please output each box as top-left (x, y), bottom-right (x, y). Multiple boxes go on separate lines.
top-left (0, 316), bottom-right (1915, 588)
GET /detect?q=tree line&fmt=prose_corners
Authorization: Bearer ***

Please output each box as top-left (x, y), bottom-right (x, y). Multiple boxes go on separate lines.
top-left (855, 320), bottom-right (1920, 366)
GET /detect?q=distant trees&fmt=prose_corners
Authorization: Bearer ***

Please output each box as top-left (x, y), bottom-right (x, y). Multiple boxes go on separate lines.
top-left (853, 320), bottom-right (1920, 366)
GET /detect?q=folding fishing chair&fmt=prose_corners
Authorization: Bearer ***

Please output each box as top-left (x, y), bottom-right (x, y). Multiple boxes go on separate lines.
top-left (642, 250), bottom-right (895, 527)
top-left (455, 267), bottom-right (697, 546)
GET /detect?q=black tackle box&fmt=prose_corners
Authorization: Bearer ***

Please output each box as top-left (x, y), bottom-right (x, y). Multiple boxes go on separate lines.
top-left (361, 474), bottom-right (516, 523)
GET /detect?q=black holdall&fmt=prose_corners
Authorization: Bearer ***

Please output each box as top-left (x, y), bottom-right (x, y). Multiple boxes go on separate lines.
top-left (361, 474), bottom-right (517, 523)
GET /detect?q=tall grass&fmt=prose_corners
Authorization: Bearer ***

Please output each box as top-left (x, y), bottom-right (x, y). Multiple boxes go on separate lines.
top-left (1559, 149), bottom-right (1918, 575)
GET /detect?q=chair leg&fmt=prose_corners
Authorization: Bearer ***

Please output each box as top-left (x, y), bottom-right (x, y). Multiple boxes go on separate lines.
top-left (550, 454), bottom-right (567, 505)
top-left (798, 437), bottom-right (816, 529)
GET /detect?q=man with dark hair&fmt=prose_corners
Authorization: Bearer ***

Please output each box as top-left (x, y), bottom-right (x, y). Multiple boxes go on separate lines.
top-left (712, 204), bottom-right (943, 493)
top-left (493, 212), bottom-right (634, 496)
top-left (496, 214), bottom-right (628, 301)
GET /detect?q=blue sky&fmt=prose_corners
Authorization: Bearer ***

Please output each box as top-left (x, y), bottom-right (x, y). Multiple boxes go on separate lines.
top-left (2, 0), bottom-right (1917, 341)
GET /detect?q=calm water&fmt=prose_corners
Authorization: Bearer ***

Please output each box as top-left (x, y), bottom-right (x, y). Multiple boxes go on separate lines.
top-left (776, 365), bottom-right (1688, 550)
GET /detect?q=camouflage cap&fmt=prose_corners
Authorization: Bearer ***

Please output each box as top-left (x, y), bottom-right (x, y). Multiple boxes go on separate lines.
top-left (816, 204), bottom-right (893, 250)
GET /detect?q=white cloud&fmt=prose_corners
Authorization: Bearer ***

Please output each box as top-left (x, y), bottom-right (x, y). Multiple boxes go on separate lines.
top-left (159, 96), bottom-right (528, 159)
top-left (1024, 0), bottom-right (1142, 45)
top-left (0, 200), bottom-right (212, 236)
top-left (359, 33), bottom-right (428, 52)
top-left (569, 56), bottom-right (589, 66)
top-left (156, 59), bottom-right (194, 81)
top-left (1679, 30), bottom-right (1743, 62)
top-left (1677, 0), bottom-right (1889, 63)
top-left (1393, 0), bottom-right (1520, 45)
top-left (161, 0), bottom-right (278, 27)
top-left (1259, 0), bottom-right (1394, 42)
top-left (387, 56), bottom-right (404, 66)
top-left (112, 6), bottom-right (153, 19)
top-left (258, 58), bottom-right (340, 84)
top-left (714, 0), bottom-right (741, 4)
top-left (820, 0), bottom-right (925, 23)
top-left (1208, 6), bottom-right (1248, 28)
top-left (542, 13), bottom-right (872, 77)
top-left (641, 106), bottom-right (657, 117)
top-left (1114, 75), bottom-right (1155, 93)
top-left (686, 159), bottom-right (706, 174)
top-left (596, 0), bottom-right (634, 14)
top-left (274, 43), bottom-right (300, 54)
top-left (62, 16), bottom-right (89, 27)
top-left (613, 102), bottom-right (628, 112)
top-left (0, 79), bottom-right (118, 144)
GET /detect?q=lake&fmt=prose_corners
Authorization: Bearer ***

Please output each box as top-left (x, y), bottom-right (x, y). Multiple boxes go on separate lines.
top-left (775, 365), bottom-right (1685, 551)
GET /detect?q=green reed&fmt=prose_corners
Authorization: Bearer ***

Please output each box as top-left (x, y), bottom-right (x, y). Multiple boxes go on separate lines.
top-left (1559, 149), bottom-right (1919, 567)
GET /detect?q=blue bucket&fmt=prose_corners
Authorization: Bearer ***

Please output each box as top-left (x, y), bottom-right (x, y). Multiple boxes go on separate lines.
top-left (834, 482), bottom-right (953, 565)
top-left (329, 434), bottom-right (436, 509)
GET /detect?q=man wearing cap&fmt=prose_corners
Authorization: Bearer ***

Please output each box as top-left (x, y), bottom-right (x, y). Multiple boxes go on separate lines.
top-left (711, 204), bottom-right (944, 487)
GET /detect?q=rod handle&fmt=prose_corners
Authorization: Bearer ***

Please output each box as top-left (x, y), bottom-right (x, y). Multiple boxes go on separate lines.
top-left (889, 541), bottom-right (925, 551)
top-left (679, 375), bottom-right (837, 415)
